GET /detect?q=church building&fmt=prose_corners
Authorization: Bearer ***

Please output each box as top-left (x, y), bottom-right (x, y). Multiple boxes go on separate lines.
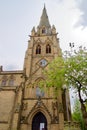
top-left (0, 5), bottom-right (81, 130)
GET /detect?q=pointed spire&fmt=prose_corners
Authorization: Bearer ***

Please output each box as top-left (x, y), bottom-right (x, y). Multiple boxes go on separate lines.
top-left (44, 3), bottom-right (45, 8)
top-left (39, 5), bottom-right (51, 28)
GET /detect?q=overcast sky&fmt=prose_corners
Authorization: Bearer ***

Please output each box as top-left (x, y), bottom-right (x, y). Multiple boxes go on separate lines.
top-left (0, 0), bottom-right (87, 71)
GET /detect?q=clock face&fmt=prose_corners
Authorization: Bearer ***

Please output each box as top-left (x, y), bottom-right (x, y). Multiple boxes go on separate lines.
top-left (39, 59), bottom-right (47, 67)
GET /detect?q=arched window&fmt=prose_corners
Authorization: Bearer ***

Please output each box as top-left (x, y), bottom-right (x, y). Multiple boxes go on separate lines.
top-left (36, 45), bottom-right (41, 54)
top-left (8, 79), bottom-right (14, 86)
top-left (8, 75), bottom-right (15, 86)
top-left (1, 76), bottom-right (7, 86)
top-left (1, 80), bottom-right (6, 86)
top-left (46, 44), bottom-right (51, 53)
top-left (42, 28), bottom-right (46, 34)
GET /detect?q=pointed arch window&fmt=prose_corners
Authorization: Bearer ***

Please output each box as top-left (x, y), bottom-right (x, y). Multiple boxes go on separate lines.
top-left (36, 45), bottom-right (41, 54)
top-left (46, 44), bottom-right (51, 53)
top-left (42, 27), bottom-right (46, 34)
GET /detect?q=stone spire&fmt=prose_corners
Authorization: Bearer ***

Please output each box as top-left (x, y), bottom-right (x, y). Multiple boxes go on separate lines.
top-left (39, 4), bottom-right (51, 28)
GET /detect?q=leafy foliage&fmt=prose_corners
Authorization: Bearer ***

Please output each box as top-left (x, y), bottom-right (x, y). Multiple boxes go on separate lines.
top-left (43, 46), bottom-right (87, 128)
top-left (72, 99), bottom-right (86, 130)
top-left (64, 47), bottom-right (87, 129)
top-left (44, 57), bottom-right (66, 95)
top-left (65, 48), bottom-right (87, 94)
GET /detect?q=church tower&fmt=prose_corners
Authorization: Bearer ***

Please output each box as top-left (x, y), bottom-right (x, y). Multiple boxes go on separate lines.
top-left (24, 5), bottom-right (61, 78)
top-left (20, 5), bottom-right (71, 130)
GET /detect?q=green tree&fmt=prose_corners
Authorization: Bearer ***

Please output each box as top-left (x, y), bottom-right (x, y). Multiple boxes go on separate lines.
top-left (72, 98), bottom-right (85, 130)
top-left (44, 56), bottom-right (65, 96)
top-left (43, 46), bottom-right (87, 129)
top-left (65, 47), bottom-right (87, 129)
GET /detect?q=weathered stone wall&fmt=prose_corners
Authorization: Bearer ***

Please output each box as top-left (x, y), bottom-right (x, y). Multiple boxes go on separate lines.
top-left (0, 72), bottom-right (23, 130)
top-left (0, 91), bottom-right (15, 130)
top-left (0, 91), bottom-right (15, 121)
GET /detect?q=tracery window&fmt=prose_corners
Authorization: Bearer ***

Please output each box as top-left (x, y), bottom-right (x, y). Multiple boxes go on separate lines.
top-left (36, 45), bottom-right (41, 54)
top-left (46, 44), bottom-right (51, 53)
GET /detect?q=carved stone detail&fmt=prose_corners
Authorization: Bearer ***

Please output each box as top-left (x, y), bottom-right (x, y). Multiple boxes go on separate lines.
top-left (52, 101), bottom-right (59, 123)
top-left (23, 98), bottom-right (53, 123)
top-left (20, 116), bottom-right (26, 123)
top-left (22, 102), bottom-right (28, 111)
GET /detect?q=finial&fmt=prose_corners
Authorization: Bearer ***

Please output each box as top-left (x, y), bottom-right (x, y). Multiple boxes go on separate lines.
top-left (44, 3), bottom-right (46, 9)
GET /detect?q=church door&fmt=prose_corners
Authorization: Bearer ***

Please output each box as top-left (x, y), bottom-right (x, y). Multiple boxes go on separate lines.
top-left (32, 112), bottom-right (47, 130)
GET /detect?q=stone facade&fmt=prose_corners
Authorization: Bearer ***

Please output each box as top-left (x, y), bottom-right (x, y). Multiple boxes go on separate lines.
top-left (0, 6), bottom-right (81, 130)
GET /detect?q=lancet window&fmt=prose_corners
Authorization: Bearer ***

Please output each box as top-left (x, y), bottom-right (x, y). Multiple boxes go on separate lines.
top-left (42, 27), bottom-right (46, 34)
top-left (36, 45), bottom-right (41, 54)
top-left (46, 44), bottom-right (51, 53)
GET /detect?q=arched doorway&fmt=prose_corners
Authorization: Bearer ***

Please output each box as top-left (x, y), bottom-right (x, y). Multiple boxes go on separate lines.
top-left (32, 112), bottom-right (47, 130)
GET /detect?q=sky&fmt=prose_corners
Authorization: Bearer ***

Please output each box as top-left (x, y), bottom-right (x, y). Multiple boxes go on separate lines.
top-left (0, 0), bottom-right (87, 71)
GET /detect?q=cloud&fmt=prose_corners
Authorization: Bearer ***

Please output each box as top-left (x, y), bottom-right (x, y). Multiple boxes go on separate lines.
top-left (45, 0), bottom-right (87, 50)
top-left (77, 0), bottom-right (87, 27)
